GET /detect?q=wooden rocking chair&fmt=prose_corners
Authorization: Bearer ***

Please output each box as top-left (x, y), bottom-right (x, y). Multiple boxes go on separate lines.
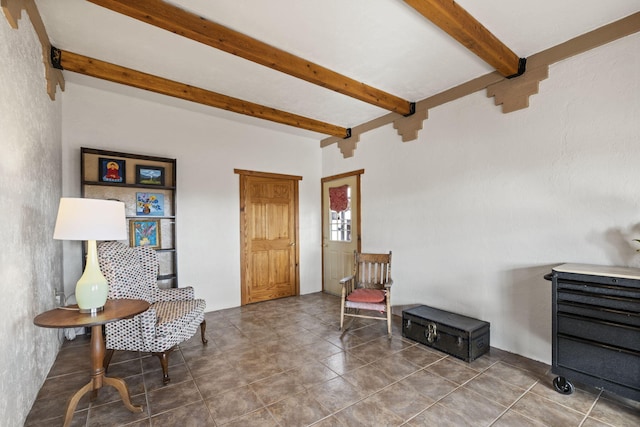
top-left (339, 251), bottom-right (393, 337)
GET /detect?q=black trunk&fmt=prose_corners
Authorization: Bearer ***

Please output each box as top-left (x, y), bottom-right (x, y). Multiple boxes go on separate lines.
top-left (402, 305), bottom-right (490, 362)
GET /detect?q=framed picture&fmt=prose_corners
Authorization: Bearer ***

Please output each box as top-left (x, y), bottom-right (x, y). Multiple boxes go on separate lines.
top-left (98, 158), bottom-right (126, 183)
top-left (136, 165), bottom-right (165, 186)
top-left (129, 219), bottom-right (161, 249)
top-left (136, 192), bottom-right (164, 216)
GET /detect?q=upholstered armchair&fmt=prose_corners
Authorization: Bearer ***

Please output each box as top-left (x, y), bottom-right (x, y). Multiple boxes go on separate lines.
top-left (97, 241), bottom-right (207, 384)
top-left (340, 251), bottom-right (393, 337)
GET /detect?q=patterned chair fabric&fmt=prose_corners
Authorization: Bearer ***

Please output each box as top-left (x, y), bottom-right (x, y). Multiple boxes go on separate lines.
top-left (340, 251), bottom-right (393, 337)
top-left (97, 241), bottom-right (207, 383)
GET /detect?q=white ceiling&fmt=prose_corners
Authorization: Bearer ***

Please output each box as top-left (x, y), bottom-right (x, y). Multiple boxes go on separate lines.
top-left (35, 0), bottom-right (639, 137)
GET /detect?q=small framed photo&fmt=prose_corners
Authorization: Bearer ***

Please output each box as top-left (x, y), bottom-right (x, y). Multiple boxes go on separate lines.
top-left (136, 192), bottom-right (164, 216)
top-left (129, 219), bottom-right (161, 249)
top-left (136, 165), bottom-right (165, 186)
top-left (99, 158), bottom-right (126, 183)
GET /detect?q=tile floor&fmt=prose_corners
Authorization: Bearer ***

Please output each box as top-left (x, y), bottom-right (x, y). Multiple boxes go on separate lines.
top-left (26, 292), bottom-right (639, 426)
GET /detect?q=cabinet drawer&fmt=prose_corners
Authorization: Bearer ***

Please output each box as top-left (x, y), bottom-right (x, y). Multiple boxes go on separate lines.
top-left (558, 291), bottom-right (640, 313)
top-left (558, 302), bottom-right (640, 328)
top-left (557, 337), bottom-right (640, 392)
top-left (558, 314), bottom-right (640, 352)
top-left (558, 279), bottom-right (640, 297)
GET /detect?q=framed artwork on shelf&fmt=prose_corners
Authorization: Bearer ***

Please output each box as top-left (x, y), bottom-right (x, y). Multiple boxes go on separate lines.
top-left (130, 219), bottom-right (161, 249)
top-left (98, 158), bottom-right (126, 183)
top-left (136, 192), bottom-right (164, 216)
top-left (136, 165), bottom-right (165, 186)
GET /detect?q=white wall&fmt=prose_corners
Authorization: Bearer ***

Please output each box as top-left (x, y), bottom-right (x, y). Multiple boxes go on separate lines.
top-left (0, 13), bottom-right (63, 426)
top-left (61, 79), bottom-right (323, 311)
top-left (322, 33), bottom-right (640, 364)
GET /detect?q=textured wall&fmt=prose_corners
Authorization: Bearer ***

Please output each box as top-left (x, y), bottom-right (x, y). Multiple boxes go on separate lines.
top-left (0, 12), bottom-right (63, 427)
top-left (322, 33), bottom-right (640, 364)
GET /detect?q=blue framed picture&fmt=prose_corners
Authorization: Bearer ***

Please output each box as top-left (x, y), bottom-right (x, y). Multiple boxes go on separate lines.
top-left (129, 219), bottom-right (161, 249)
top-left (136, 192), bottom-right (164, 216)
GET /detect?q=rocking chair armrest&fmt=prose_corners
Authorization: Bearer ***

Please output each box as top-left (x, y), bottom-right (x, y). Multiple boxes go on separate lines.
top-left (154, 286), bottom-right (195, 302)
top-left (340, 275), bottom-right (355, 297)
top-left (339, 275), bottom-right (355, 285)
top-left (384, 279), bottom-right (394, 289)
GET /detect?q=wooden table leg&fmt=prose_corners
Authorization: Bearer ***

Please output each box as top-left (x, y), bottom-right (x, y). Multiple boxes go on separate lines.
top-left (61, 324), bottom-right (143, 426)
top-left (89, 325), bottom-right (105, 390)
top-left (103, 376), bottom-right (144, 412)
top-left (62, 381), bottom-right (93, 427)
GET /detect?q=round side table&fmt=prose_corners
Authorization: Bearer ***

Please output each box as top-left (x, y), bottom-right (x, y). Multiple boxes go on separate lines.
top-left (34, 299), bottom-right (149, 427)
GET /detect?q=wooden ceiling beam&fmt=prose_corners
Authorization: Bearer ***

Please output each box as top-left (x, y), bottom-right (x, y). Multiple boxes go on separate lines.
top-left (52, 48), bottom-right (349, 138)
top-left (87, 0), bottom-right (414, 116)
top-left (404, 0), bottom-right (525, 77)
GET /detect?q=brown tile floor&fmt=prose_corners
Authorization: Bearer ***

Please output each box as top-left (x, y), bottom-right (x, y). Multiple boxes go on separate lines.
top-left (26, 292), bottom-right (639, 426)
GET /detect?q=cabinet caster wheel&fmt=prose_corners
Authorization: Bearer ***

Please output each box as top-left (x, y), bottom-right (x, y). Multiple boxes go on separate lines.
top-left (553, 376), bottom-right (574, 395)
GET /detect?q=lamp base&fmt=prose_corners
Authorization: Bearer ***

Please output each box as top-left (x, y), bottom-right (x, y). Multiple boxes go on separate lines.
top-left (79, 305), bottom-right (105, 315)
top-left (76, 240), bottom-right (109, 316)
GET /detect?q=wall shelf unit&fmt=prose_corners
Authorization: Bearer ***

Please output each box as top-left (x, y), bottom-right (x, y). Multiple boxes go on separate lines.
top-left (81, 147), bottom-right (178, 288)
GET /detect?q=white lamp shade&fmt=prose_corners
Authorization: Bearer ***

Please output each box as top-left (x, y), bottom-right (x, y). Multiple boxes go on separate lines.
top-left (53, 198), bottom-right (127, 241)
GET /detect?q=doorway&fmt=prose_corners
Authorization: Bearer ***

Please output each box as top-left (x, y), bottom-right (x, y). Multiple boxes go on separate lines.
top-left (236, 169), bottom-right (301, 305)
top-left (321, 170), bottom-right (363, 295)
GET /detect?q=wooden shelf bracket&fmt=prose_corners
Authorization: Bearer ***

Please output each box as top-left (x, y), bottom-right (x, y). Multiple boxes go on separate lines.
top-left (486, 65), bottom-right (549, 113)
top-left (2, 0), bottom-right (65, 100)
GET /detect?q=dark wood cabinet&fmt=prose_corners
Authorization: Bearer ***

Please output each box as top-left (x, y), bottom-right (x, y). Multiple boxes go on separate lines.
top-left (81, 147), bottom-right (178, 288)
top-left (549, 263), bottom-right (640, 401)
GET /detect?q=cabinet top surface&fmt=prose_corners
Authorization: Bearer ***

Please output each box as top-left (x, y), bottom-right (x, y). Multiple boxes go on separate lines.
top-left (553, 263), bottom-right (640, 280)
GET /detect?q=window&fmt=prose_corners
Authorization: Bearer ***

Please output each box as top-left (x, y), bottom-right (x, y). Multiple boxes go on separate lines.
top-left (329, 186), bottom-right (351, 242)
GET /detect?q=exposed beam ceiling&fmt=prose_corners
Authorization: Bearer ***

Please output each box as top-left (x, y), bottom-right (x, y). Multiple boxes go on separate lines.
top-left (86, 0), bottom-right (415, 117)
top-left (19, 0), bottom-right (640, 145)
top-left (53, 48), bottom-right (350, 137)
top-left (403, 0), bottom-right (524, 77)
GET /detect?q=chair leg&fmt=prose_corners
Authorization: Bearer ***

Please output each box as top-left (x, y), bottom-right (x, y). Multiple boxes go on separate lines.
top-left (152, 348), bottom-right (175, 385)
top-left (340, 299), bottom-right (345, 331)
top-left (200, 320), bottom-right (208, 344)
top-left (103, 348), bottom-right (115, 373)
top-left (386, 294), bottom-right (392, 338)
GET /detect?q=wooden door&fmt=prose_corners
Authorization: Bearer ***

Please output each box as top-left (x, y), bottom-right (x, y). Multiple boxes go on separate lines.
top-left (322, 170), bottom-right (363, 295)
top-left (237, 170), bottom-right (300, 305)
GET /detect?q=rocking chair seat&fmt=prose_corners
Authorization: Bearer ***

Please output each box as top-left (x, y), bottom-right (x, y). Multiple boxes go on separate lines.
top-left (346, 288), bottom-right (386, 303)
